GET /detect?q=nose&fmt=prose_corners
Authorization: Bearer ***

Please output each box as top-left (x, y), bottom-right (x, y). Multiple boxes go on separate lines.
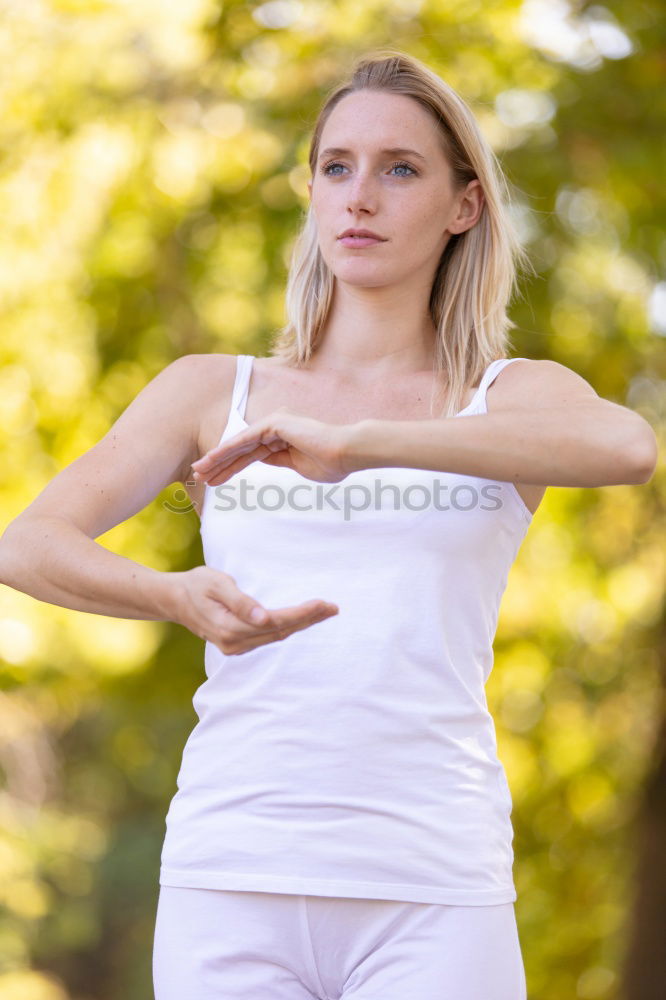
top-left (346, 169), bottom-right (378, 215)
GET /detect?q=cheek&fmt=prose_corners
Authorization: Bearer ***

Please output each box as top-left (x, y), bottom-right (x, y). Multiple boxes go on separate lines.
top-left (412, 193), bottom-right (448, 228)
top-left (423, 197), bottom-right (454, 244)
top-left (311, 198), bottom-right (336, 236)
top-left (399, 209), bottom-right (448, 257)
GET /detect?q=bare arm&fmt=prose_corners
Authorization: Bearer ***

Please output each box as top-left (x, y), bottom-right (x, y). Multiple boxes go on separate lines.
top-left (344, 360), bottom-right (659, 487)
top-left (0, 354), bottom-right (206, 619)
top-left (0, 515), bottom-right (177, 619)
top-left (0, 353), bottom-right (339, 652)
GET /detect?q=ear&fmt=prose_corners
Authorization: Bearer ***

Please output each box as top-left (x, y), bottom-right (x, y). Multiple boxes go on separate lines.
top-left (448, 179), bottom-right (484, 235)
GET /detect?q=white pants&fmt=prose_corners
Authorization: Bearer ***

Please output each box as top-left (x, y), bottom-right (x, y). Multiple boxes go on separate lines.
top-left (153, 886), bottom-right (527, 999)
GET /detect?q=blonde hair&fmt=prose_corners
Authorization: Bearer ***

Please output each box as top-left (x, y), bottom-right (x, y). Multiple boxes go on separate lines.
top-left (268, 49), bottom-right (533, 417)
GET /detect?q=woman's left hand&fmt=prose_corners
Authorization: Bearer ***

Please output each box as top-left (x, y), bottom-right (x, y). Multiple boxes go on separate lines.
top-left (190, 407), bottom-right (357, 486)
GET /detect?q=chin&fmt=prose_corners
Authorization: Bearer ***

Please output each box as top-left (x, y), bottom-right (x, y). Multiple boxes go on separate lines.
top-left (327, 258), bottom-right (396, 281)
top-left (334, 270), bottom-right (396, 289)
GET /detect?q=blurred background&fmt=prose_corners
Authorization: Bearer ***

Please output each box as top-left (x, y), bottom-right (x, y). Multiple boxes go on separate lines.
top-left (0, 1), bottom-right (664, 998)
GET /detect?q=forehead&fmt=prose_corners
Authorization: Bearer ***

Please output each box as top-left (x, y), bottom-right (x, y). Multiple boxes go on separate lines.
top-left (320, 90), bottom-right (444, 155)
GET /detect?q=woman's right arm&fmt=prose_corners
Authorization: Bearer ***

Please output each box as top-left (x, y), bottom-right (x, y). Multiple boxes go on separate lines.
top-left (0, 354), bottom-right (209, 621)
top-left (0, 515), bottom-right (178, 620)
top-left (0, 354), bottom-right (339, 651)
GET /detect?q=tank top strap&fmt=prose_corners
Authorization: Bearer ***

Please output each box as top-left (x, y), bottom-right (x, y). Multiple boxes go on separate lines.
top-left (474, 356), bottom-right (530, 411)
top-left (230, 354), bottom-right (254, 420)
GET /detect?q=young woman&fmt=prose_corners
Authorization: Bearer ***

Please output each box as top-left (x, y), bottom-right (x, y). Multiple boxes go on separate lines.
top-left (0, 51), bottom-right (657, 1000)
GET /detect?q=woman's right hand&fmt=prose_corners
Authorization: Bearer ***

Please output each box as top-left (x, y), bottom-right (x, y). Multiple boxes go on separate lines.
top-left (165, 566), bottom-right (339, 655)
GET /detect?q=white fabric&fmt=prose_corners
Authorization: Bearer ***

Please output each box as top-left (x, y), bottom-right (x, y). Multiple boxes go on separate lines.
top-left (159, 354), bottom-right (533, 905)
top-left (152, 887), bottom-right (528, 1000)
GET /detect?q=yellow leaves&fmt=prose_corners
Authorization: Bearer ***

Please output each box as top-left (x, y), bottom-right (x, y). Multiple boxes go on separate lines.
top-left (494, 732), bottom-right (540, 800)
top-left (490, 642), bottom-right (549, 735)
top-left (105, 0), bottom-right (215, 70)
top-left (260, 173), bottom-right (299, 210)
top-left (500, 688), bottom-right (544, 733)
top-left (3, 879), bottom-right (52, 921)
top-left (0, 618), bottom-right (40, 667)
top-left (288, 162), bottom-right (311, 200)
top-left (151, 121), bottom-right (286, 200)
top-left (67, 616), bottom-right (162, 675)
top-left (566, 771), bottom-right (618, 829)
top-left (576, 965), bottom-right (618, 1000)
top-left (111, 723), bottom-right (156, 770)
top-left (0, 969), bottom-right (69, 1000)
top-left (207, 220), bottom-right (266, 282)
top-left (550, 300), bottom-right (596, 352)
top-left (93, 212), bottom-right (156, 278)
top-left (0, 365), bottom-right (37, 439)
top-left (152, 129), bottom-right (215, 202)
top-left (606, 558), bottom-right (663, 625)
top-left (543, 699), bottom-right (596, 777)
top-left (195, 289), bottom-right (263, 341)
top-left (200, 102), bottom-right (246, 140)
top-left (0, 810), bottom-right (106, 907)
top-left (0, 829), bottom-right (30, 885)
top-left (551, 243), bottom-right (655, 347)
top-left (0, 5), bottom-right (661, 997)
top-left (0, 124), bottom-right (136, 308)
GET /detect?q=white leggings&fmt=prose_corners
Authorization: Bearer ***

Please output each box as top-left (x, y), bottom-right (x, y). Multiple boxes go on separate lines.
top-left (153, 886), bottom-right (527, 999)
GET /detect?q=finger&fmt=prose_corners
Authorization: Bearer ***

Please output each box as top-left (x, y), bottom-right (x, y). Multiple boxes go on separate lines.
top-left (192, 428), bottom-right (288, 474)
top-left (232, 599), bottom-right (339, 639)
top-left (191, 444), bottom-right (267, 482)
top-left (265, 600), bottom-right (339, 631)
top-left (192, 443), bottom-right (260, 478)
top-left (231, 605), bottom-right (339, 653)
top-left (195, 445), bottom-right (272, 486)
top-left (210, 578), bottom-right (272, 627)
top-left (210, 579), bottom-right (337, 633)
top-left (193, 441), bottom-right (291, 486)
top-left (228, 600), bottom-right (339, 636)
top-left (259, 451), bottom-right (294, 471)
top-left (274, 606), bottom-right (338, 637)
top-left (192, 429), bottom-right (261, 469)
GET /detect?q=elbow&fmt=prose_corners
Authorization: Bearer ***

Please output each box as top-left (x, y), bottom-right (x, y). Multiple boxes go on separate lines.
top-left (0, 539), bottom-right (14, 587)
top-left (0, 547), bottom-right (13, 588)
top-left (0, 521), bottom-right (25, 586)
top-left (619, 421), bottom-right (659, 485)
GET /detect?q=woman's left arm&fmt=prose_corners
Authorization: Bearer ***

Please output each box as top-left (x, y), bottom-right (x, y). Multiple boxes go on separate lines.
top-left (345, 360), bottom-right (659, 487)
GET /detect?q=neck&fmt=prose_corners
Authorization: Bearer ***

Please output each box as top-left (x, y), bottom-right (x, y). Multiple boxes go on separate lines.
top-left (305, 280), bottom-right (438, 379)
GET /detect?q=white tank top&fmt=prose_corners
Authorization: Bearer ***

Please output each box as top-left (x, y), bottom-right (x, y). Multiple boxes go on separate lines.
top-left (159, 354), bottom-right (533, 905)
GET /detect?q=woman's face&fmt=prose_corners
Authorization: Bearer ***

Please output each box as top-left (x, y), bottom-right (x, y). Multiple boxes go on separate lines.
top-left (308, 89), bottom-right (483, 291)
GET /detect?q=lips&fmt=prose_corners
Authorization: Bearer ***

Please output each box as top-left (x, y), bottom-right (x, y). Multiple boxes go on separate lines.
top-left (338, 228), bottom-right (386, 240)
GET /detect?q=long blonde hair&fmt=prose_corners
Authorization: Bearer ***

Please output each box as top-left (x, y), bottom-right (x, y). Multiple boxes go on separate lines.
top-left (268, 49), bottom-right (533, 417)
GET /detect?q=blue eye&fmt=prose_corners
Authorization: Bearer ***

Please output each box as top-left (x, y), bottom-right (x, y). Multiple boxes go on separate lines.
top-left (389, 161), bottom-right (417, 177)
top-left (321, 162), bottom-right (345, 176)
top-left (321, 160), bottom-right (418, 177)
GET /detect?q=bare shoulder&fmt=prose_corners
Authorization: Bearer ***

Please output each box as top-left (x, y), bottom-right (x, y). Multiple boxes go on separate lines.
top-left (484, 358), bottom-right (597, 518)
top-left (10, 352), bottom-right (242, 540)
top-left (178, 351), bottom-right (239, 387)
top-left (488, 358), bottom-right (598, 409)
top-left (151, 351), bottom-right (237, 401)
top-left (149, 352), bottom-right (240, 468)
top-left (190, 351), bottom-right (244, 442)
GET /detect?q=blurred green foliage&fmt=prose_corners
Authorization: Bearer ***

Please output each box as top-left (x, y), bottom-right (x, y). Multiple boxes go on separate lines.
top-left (0, 1), bottom-right (664, 998)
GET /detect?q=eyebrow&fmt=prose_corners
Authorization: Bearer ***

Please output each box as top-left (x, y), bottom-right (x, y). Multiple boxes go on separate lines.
top-left (318, 146), bottom-right (427, 163)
